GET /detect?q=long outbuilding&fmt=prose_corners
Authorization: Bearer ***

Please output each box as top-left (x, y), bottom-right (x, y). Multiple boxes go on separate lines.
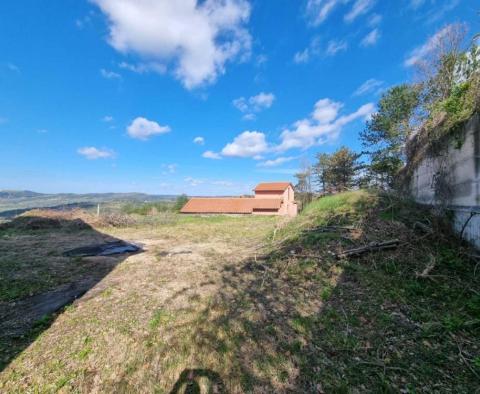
top-left (180, 182), bottom-right (298, 217)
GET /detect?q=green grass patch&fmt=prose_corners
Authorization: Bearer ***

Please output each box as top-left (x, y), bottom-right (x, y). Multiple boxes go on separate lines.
top-left (149, 309), bottom-right (173, 329)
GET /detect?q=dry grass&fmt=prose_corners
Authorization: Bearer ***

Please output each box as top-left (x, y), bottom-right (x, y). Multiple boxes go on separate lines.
top-left (0, 195), bottom-right (479, 393)
top-left (0, 212), bottom-right (278, 392)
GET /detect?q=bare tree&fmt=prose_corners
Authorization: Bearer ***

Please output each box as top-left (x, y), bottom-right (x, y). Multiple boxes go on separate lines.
top-left (413, 23), bottom-right (467, 104)
top-left (294, 158), bottom-right (313, 209)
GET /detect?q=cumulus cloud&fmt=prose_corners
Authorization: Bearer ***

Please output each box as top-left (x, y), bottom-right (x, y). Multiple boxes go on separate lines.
top-left (77, 146), bottom-right (115, 160)
top-left (127, 117), bottom-right (171, 140)
top-left (193, 136), bottom-right (205, 145)
top-left (220, 98), bottom-right (374, 159)
top-left (92, 0), bottom-right (252, 89)
top-left (221, 131), bottom-right (268, 158)
top-left (404, 24), bottom-right (457, 67)
top-left (102, 115), bottom-right (114, 122)
top-left (202, 150), bottom-right (222, 159)
top-left (276, 99), bottom-right (375, 152)
top-left (344, 0), bottom-right (376, 23)
top-left (233, 92), bottom-right (275, 120)
top-left (100, 68), bottom-right (121, 79)
top-left (250, 92), bottom-right (275, 109)
top-left (258, 156), bottom-right (295, 167)
top-left (353, 78), bottom-right (384, 96)
top-left (361, 28), bottom-right (380, 47)
top-left (312, 98), bottom-right (343, 123)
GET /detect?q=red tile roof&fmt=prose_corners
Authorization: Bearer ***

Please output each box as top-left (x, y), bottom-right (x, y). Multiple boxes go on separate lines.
top-left (180, 198), bottom-right (282, 214)
top-left (254, 182), bottom-right (292, 192)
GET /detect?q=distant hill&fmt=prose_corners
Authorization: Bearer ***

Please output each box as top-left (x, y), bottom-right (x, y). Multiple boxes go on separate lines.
top-left (0, 190), bottom-right (178, 217)
top-left (0, 190), bottom-right (45, 199)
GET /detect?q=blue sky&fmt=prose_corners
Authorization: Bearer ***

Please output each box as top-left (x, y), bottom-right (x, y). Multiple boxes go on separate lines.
top-left (0, 0), bottom-right (478, 195)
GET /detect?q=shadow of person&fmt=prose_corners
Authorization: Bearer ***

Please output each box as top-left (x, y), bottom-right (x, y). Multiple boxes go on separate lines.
top-left (0, 214), bottom-right (142, 372)
top-left (170, 369), bottom-right (225, 394)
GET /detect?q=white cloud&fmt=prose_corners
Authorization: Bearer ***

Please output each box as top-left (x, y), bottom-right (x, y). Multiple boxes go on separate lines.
top-left (127, 117), bottom-right (171, 140)
top-left (184, 176), bottom-right (204, 186)
top-left (232, 97), bottom-right (249, 112)
top-left (100, 68), bottom-right (121, 79)
top-left (312, 98), bottom-right (343, 123)
top-left (306, 0), bottom-right (344, 26)
top-left (425, 0), bottom-right (460, 24)
top-left (293, 37), bottom-right (321, 64)
top-left (256, 54), bottom-right (268, 66)
top-left (221, 131), bottom-right (268, 158)
top-left (276, 99), bottom-right (375, 152)
top-left (258, 156), bottom-right (295, 167)
top-left (119, 61), bottom-right (167, 74)
top-left (344, 0), bottom-right (375, 23)
top-left (294, 49), bottom-right (310, 64)
top-left (183, 177), bottom-right (237, 189)
top-left (77, 146), bottom-right (115, 160)
top-left (92, 0), bottom-right (252, 89)
top-left (404, 24), bottom-right (456, 67)
top-left (409, 0), bottom-right (425, 8)
top-left (361, 28), bottom-right (380, 47)
top-left (233, 92), bottom-right (275, 119)
top-left (215, 99), bottom-right (374, 161)
top-left (37, 129), bottom-right (48, 134)
top-left (242, 113), bottom-right (256, 121)
top-left (250, 92), bottom-right (275, 109)
top-left (162, 163), bottom-right (177, 174)
top-left (326, 40), bottom-right (348, 56)
top-left (353, 78), bottom-right (384, 96)
top-left (103, 115), bottom-right (114, 122)
top-left (193, 136), bottom-right (205, 145)
top-left (368, 13), bottom-right (382, 26)
top-left (203, 150), bottom-right (222, 159)
top-left (76, 14), bottom-right (92, 29)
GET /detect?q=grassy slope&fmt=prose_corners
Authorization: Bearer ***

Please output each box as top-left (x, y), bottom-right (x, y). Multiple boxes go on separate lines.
top-left (0, 192), bottom-right (479, 392)
top-left (270, 191), bottom-right (480, 392)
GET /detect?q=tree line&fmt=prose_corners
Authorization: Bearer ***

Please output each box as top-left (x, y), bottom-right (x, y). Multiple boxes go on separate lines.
top-left (295, 21), bottom-right (479, 206)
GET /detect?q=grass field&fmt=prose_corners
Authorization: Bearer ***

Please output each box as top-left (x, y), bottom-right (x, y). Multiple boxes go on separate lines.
top-left (0, 191), bottom-right (479, 392)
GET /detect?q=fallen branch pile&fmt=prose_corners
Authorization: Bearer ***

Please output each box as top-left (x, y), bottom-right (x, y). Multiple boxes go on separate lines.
top-left (336, 239), bottom-right (400, 259)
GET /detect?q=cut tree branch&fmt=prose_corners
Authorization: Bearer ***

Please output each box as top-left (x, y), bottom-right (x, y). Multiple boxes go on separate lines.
top-left (336, 239), bottom-right (400, 259)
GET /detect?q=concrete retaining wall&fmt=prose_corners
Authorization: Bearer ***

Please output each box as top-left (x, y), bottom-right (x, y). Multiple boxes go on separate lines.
top-left (410, 113), bottom-right (480, 248)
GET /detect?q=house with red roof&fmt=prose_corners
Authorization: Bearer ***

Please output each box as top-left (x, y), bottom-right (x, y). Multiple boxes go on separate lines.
top-left (180, 182), bottom-right (298, 217)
